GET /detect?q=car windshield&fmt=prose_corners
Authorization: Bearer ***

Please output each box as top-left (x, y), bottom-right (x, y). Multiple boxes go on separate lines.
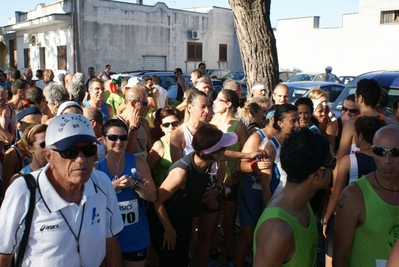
top-left (288, 88), bottom-right (309, 103)
top-left (287, 74), bottom-right (316, 82)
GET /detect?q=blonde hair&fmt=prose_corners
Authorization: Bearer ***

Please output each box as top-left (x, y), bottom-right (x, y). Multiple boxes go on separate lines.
top-left (307, 87), bottom-right (326, 101)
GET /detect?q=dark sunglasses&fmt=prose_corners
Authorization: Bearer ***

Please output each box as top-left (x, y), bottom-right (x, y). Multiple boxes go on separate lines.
top-left (39, 141), bottom-right (45, 148)
top-left (372, 146), bottom-right (399, 157)
top-left (51, 144), bottom-right (97, 159)
top-left (136, 100), bottom-right (148, 106)
top-left (341, 106), bottom-right (358, 114)
top-left (320, 156), bottom-right (337, 170)
top-left (106, 134), bottom-right (128, 142)
top-left (161, 121), bottom-right (179, 128)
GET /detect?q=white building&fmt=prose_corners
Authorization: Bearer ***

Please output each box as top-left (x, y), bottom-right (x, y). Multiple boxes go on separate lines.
top-left (274, 0), bottom-right (399, 76)
top-left (0, 0), bottom-right (242, 76)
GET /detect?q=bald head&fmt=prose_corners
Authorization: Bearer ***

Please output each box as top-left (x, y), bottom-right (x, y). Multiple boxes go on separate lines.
top-left (273, 84), bottom-right (290, 104)
top-left (65, 73), bottom-right (74, 89)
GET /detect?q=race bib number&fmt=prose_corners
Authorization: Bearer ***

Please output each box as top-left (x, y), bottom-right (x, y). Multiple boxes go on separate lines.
top-left (119, 199), bottom-right (139, 226)
top-left (376, 259), bottom-right (387, 267)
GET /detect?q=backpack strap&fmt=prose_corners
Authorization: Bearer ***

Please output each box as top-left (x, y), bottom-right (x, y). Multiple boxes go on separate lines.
top-left (14, 174), bottom-right (37, 267)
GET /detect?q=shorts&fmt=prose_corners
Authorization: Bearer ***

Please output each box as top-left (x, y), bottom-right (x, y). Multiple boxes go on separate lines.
top-left (122, 247), bottom-right (148, 262)
top-left (238, 175), bottom-right (265, 227)
top-left (201, 192), bottom-right (223, 213)
top-left (223, 183), bottom-right (239, 202)
top-left (325, 215), bottom-right (335, 257)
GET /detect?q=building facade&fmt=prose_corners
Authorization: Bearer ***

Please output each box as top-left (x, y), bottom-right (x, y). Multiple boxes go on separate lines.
top-left (0, 0), bottom-right (242, 76)
top-left (274, 0), bottom-right (399, 76)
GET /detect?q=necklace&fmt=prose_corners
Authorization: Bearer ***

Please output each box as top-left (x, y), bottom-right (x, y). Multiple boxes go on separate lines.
top-left (374, 171), bottom-right (399, 193)
top-left (107, 153), bottom-right (123, 179)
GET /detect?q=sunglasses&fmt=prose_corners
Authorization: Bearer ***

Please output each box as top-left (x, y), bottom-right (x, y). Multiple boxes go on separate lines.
top-left (51, 144), bottom-right (97, 159)
top-left (106, 134), bottom-right (128, 142)
top-left (341, 106), bottom-right (358, 114)
top-left (161, 121), bottom-right (179, 128)
top-left (39, 141), bottom-right (45, 148)
top-left (320, 156), bottom-right (337, 170)
top-left (136, 100), bottom-right (148, 106)
top-left (372, 146), bottom-right (399, 157)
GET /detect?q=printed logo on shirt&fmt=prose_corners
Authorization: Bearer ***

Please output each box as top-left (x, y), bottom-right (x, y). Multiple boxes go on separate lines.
top-left (388, 224), bottom-right (399, 247)
top-left (91, 207), bottom-right (101, 225)
top-left (40, 224), bottom-right (60, 231)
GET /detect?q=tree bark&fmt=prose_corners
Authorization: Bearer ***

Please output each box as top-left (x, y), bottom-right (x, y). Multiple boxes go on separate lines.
top-left (229, 0), bottom-right (279, 98)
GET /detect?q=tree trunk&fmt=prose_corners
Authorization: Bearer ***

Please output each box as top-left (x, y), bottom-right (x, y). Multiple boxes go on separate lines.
top-left (229, 0), bottom-right (279, 98)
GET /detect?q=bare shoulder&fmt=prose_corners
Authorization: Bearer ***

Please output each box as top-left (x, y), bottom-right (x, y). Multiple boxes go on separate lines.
top-left (336, 181), bottom-right (364, 211)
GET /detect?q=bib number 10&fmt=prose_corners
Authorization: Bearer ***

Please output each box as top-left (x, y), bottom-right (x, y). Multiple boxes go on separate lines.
top-left (119, 199), bottom-right (139, 226)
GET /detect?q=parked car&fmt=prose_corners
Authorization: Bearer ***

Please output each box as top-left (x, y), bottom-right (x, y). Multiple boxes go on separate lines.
top-left (279, 71), bottom-right (297, 82)
top-left (205, 69), bottom-right (232, 80)
top-left (284, 81), bottom-right (346, 104)
top-left (331, 70), bottom-right (399, 117)
top-left (338, 76), bottom-right (356, 85)
top-left (168, 78), bottom-right (224, 103)
top-left (286, 72), bottom-right (325, 82)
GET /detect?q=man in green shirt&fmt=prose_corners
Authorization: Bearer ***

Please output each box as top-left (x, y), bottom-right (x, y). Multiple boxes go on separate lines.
top-left (334, 125), bottom-right (399, 267)
top-left (253, 128), bottom-right (335, 266)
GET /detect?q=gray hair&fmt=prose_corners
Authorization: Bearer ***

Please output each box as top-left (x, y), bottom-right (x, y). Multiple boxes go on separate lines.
top-left (68, 82), bottom-right (86, 102)
top-left (223, 79), bottom-right (240, 91)
top-left (43, 83), bottom-right (69, 107)
top-left (72, 72), bottom-right (85, 84)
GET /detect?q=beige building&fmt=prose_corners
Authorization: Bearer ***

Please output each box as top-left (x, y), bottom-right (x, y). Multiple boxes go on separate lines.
top-left (0, 0), bottom-right (242, 75)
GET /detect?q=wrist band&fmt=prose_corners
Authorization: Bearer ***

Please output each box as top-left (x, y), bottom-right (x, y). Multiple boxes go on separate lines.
top-left (321, 219), bottom-right (328, 226)
top-left (250, 160), bottom-right (260, 172)
top-left (133, 180), bottom-right (140, 190)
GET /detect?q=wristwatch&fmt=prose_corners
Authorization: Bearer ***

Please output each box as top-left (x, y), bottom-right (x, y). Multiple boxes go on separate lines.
top-left (129, 125), bottom-right (139, 132)
top-left (321, 219), bottom-right (328, 226)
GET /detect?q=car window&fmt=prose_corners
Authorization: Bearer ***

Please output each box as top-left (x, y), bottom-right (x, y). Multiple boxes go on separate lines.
top-left (289, 88), bottom-right (308, 103)
top-left (333, 86), bottom-right (357, 110)
top-left (329, 86), bottom-right (345, 103)
top-left (313, 74), bottom-right (324, 81)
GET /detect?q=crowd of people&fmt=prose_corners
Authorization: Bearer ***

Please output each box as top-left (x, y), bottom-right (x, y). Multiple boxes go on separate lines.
top-left (0, 64), bottom-right (399, 267)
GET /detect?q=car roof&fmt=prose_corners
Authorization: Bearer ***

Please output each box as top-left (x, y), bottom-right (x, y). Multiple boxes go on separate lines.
top-left (284, 81), bottom-right (344, 88)
top-left (350, 70), bottom-right (399, 88)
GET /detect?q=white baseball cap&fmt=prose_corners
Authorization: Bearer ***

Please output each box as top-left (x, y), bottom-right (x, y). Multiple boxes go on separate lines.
top-left (126, 77), bottom-right (142, 88)
top-left (325, 66), bottom-right (332, 71)
top-left (45, 114), bottom-right (97, 150)
top-left (56, 101), bottom-right (83, 116)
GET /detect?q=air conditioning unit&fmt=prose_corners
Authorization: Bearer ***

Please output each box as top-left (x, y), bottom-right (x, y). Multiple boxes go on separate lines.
top-left (190, 30), bottom-right (200, 40)
top-left (23, 33), bottom-right (31, 44)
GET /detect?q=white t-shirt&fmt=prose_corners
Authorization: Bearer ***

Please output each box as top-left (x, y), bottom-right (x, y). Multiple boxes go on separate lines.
top-left (154, 84), bottom-right (168, 109)
top-left (0, 165), bottom-right (124, 267)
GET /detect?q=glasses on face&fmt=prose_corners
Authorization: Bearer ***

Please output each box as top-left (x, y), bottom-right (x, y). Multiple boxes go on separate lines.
top-left (342, 106), bottom-right (358, 114)
top-left (161, 121), bottom-right (179, 128)
top-left (106, 134), bottom-right (128, 142)
top-left (372, 146), bottom-right (399, 157)
top-left (216, 98), bottom-right (229, 103)
top-left (136, 100), bottom-right (148, 106)
top-left (36, 141), bottom-right (45, 148)
top-left (51, 144), bottom-right (97, 159)
top-left (320, 156), bottom-right (337, 170)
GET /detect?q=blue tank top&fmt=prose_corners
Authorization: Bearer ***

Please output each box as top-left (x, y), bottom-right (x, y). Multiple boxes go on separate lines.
top-left (21, 164), bottom-right (32, 174)
top-left (270, 137), bottom-right (281, 196)
top-left (97, 152), bottom-right (150, 252)
top-left (83, 100), bottom-right (111, 121)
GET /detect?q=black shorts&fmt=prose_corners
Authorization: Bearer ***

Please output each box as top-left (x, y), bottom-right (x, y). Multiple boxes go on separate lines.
top-left (122, 247), bottom-right (148, 262)
top-left (223, 183), bottom-right (239, 202)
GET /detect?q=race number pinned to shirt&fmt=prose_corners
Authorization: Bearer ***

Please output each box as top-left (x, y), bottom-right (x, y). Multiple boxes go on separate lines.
top-left (376, 259), bottom-right (387, 267)
top-left (118, 199), bottom-right (139, 226)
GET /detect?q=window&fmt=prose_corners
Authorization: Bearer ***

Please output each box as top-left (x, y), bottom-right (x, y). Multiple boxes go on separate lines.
top-left (187, 42), bottom-right (202, 61)
top-left (39, 47), bottom-right (46, 70)
top-left (219, 44), bottom-right (227, 62)
top-left (57, 45), bottom-right (67, 70)
top-left (381, 10), bottom-right (399, 24)
top-left (24, 48), bottom-right (30, 68)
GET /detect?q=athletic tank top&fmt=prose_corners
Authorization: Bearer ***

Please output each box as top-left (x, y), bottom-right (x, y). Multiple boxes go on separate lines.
top-left (163, 152), bottom-right (211, 224)
top-left (182, 123), bottom-right (194, 157)
top-left (83, 101), bottom-right (111, 121)
top-left (270, 137), bottom-right (287, 196)
top-left (11, 143), bottom-right (31, 170)
top-left (253, 204), bottom-right (317, 267)
top-left (154, 137), bottom-right (172, 188)
top-left (176, 83), bottom-right (183, 102)
top-left (225, 120), bottom-right (241, 183)
top-left (350, 177), bottom-right (399, 266)
top-left (21, 164), bottom-right (33, 174)
top-left (97, 152), bottom-right (150, 252)
top-left (348, 153), bottom-right (376, 184)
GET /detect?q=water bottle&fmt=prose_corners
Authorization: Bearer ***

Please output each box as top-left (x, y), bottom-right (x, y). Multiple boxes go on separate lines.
top-left (131, 168), bottom-right (143, 184)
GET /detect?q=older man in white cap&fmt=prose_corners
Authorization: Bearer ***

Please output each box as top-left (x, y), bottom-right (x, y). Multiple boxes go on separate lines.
top-left (0, 114), bottom-right (124, 267)
top-left (324, 66), bottom-right (342, 83)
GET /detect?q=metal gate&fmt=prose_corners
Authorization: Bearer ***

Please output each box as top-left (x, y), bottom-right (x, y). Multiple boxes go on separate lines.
top-left (141, 56), bottom-right (166, 71)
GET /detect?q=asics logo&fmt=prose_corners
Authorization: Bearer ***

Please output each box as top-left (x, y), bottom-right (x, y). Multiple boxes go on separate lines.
top-left (40, 224), bottom-right (59, 231)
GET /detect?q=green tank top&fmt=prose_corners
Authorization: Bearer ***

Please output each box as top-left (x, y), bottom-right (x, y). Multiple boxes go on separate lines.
top-left (225, 120), bottom-right (242, 183)
top-left (253, 204), bottom-right (317, 267)
top-left (350, 177), bottom-right (399, 267)
top-left (154, 137), bottom-right (172, 188)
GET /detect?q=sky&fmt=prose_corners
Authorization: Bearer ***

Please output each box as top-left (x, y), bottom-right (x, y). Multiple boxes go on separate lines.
top-left (1, 0), bottom-right (359, 28)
